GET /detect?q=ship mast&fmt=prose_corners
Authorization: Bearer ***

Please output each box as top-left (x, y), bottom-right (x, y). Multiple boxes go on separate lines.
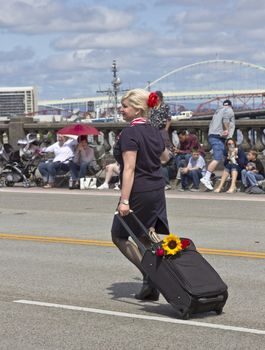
top-left (97, 60), bottom-right (122, 122)
top-left (111, 60), bottom-right (121, 122)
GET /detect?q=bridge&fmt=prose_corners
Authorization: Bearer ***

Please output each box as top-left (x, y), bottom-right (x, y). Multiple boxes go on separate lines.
top-left (37, 59), bottom-right (265, 117)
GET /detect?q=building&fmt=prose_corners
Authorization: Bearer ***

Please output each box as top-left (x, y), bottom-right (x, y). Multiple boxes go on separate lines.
top-left (0, 86), bottom-right (38, 119)
top-left (38, 95), bottom-right (111, 119)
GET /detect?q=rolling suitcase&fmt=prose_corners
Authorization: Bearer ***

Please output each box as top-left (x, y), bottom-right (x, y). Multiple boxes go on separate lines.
top-left (116, 212), bottom-right (228, 320)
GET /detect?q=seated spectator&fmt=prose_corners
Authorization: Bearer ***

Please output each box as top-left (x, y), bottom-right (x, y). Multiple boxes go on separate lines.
top-left (174, 130), bottom-right (205, 171)
top-left (161, 151), bottom-right (177, 190)
top-left (38, 135), bottom-right (76, 188)
top-left (241, 150), bottom-right (265, 192)
top-left (69, 135), bottom-right (95, 189)
top-left (97, 162), bottom-right (120, 190)
top-left (179, 148), bottom-right (206, 191)
top-left (214, 138), bottom-right (247, 193)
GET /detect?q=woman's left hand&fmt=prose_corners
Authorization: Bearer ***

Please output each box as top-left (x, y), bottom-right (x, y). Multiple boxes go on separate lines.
top-left (118, 203), bottom-right (130, 216)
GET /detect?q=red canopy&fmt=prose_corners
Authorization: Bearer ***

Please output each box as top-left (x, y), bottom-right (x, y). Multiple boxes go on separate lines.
top-left (57, 123), bottom-right (100, 136)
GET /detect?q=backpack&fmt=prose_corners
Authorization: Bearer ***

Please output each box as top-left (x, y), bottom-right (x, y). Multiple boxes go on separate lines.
top-left (247, 186), bottom-right (265, 194)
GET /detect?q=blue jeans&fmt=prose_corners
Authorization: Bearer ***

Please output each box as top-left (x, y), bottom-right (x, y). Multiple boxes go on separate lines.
top-left (161, 166), bottom-right (169, 185)
top-left (181, 169), bottom-right (202, 189)
top-left (175, 154), bottom-right (191, 169)
top-left (69, 161), bottom-right (90, 181)
top-left (208, 135), bottom-right (225, 161)
top-left (241, 169), bottom-right (264, 187)
top-left (38, 161), bottom-right (70, 183)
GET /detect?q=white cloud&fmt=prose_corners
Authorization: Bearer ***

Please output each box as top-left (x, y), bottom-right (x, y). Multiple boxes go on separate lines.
top-left (0, 1), bottom-right (134, 34)
top-left (1, 0), bottom-right (265, 100)
top-left (152, 45), bottom-right (229, 58)
top-left (52, 31), bottom-right (153, 50)
top-left (155, 0), bottom-right (217, 6)
top-left (0, 46), bottom-right (35, 62)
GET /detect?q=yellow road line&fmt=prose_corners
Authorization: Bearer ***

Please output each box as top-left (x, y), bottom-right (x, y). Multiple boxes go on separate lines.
top-left (197, 247), bottom-right (265, 258)
top-left (0, 233), bottom-right (264, 259)
top-left (0, 233), bottom-right (114, 247)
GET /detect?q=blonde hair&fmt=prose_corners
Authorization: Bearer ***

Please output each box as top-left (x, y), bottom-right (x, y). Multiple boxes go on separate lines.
top-left (121, 89), bottom-right (150, 118)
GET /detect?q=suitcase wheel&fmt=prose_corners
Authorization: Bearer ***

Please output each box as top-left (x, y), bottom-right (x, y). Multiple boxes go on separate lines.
top-left (215, 308), bottom-right (223, 315)
top-left (182, 311), bottom-right (190, 320)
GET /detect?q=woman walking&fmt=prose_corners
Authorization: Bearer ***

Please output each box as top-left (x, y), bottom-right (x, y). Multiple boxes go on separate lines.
top-left (111, 89), bottom-right (170, 301)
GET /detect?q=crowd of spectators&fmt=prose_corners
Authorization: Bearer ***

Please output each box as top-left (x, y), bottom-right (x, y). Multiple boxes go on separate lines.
top-left (38, 96), bottom-right (265, 194)
top-left (3, 93), bottom-right (263, 194)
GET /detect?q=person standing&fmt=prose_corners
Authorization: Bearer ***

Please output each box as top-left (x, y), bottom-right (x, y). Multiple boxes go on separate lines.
top-left (200, 99), bottom-right (235, 190)
top-left (150, 90), bottom-right (172, 149)
top-left (111, 89), bottom-right (170, 301)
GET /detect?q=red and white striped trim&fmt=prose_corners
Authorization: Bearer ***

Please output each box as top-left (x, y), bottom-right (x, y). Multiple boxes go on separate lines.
top-left (130, 117), bottom-right (147, 126)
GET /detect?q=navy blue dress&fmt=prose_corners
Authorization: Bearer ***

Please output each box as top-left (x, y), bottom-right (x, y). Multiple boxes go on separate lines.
top-left (111, 123), bottom-right (169, 238)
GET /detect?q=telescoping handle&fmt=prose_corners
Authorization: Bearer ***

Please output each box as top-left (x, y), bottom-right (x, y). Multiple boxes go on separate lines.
top-left (114, 211), bottom-right (149, 255)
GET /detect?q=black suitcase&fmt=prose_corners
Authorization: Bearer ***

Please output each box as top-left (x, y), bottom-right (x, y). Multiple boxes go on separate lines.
top-left (116, 212), bottom-right (228, 320)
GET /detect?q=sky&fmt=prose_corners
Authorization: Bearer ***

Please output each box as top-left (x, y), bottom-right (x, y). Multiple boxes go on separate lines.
top-left (1, 0), bottom-right (265, 101)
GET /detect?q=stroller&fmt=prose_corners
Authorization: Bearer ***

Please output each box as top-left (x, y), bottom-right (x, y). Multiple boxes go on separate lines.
top-left (0, 133), bottom-right (43, 187)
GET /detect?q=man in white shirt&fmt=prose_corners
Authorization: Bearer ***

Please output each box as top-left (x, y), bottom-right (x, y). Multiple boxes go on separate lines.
top-left (38, 135), bottom-right (76, 188)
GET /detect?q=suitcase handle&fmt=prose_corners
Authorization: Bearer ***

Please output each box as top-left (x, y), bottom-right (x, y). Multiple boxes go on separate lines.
top-left (198, 295), bottom-right (224, 304)
top-left (114, 211), bottom-right (149, 255)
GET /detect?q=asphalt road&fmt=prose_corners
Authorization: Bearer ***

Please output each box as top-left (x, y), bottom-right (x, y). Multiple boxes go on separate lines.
top-left (0, 187), bottom-right (264, 350)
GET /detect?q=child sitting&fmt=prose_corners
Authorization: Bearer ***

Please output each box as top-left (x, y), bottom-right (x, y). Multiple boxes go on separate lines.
top-left (179, 148), bottom-right (206, 191)
top-left (241, 150), bottom-right (265, 191)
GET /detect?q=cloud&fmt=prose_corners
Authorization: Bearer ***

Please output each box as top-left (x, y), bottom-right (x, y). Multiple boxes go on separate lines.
top-left (152, 46), bottom-right (229, 58)
top-left (0, 1), bottom-right (134, 34)
top-left (155, 0), bottom-right (217, 6)
top-left (0, 46), bottom-right (35, 62)
top-left (1, 0), bottom-right (265, 100)
top-left (52, 31), bottom-right (153, 50)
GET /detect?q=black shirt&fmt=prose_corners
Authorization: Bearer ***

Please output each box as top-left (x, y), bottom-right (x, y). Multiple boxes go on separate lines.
top-left (254, 158), bottom-right (265, 176)
top-left (113, 123), bottom-right (165, 193)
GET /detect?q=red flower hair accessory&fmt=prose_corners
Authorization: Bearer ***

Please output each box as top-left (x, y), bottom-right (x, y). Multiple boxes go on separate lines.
top-left (147, 92), bottom-right (159, 108)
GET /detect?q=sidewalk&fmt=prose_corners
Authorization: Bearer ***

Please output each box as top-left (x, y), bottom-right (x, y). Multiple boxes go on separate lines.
top-left (1, 185), bottom-right (265, 203)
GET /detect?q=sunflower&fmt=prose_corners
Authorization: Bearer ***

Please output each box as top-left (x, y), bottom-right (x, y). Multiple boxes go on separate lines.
top-left (162, 233), bottom-right (183, 256)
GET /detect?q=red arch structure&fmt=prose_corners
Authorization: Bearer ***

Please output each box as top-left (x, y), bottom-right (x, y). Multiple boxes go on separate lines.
top-left (194, 92), bottom-right (265, 115)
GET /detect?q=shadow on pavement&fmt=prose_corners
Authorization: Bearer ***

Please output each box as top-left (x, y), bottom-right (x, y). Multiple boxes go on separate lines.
top-left (107, 280), bottom-right (221, 320)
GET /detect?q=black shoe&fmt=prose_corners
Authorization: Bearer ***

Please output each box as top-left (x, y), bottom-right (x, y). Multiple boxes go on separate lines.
top-left (135, 282), bottom-right (160, 301)
top-left (73, 182), bottom-right (80, 189)
top-left (69, 181), bottom-right (79, 190)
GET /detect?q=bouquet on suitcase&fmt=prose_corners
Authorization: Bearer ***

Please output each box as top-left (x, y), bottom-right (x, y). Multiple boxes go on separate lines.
top-left (117, 212), bottom-right (228, 320)
top-left (150, 232), bottom-right (191, 257)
